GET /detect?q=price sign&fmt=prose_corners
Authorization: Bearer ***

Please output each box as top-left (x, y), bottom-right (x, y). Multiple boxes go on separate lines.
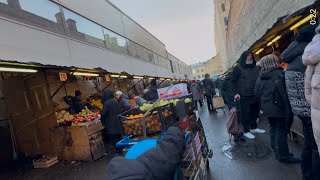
top-left (105, 75), bottom-right (110, 82)
top-left (59, 72), bottom-right (67, 81)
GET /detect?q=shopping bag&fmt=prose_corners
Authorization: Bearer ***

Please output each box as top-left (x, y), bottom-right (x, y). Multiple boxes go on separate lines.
top-left (226, 107), bottom-right (239, 135)
top-left (212, 96), bottom-right (225, 109)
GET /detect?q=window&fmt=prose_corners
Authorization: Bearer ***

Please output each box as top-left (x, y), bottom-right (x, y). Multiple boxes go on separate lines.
top-left (127, 40), bottom-right (137, 57)
top-left (153, 53), bottom-right (159, 64)
top-left (20, 0), bottom-right (59, 23)
top-left (147, 50), bottom-right (154, 62)
top-left (198, 75), bottom-right (201, 79)
top-left (192, 70), bottom-right (196, 74)
top-left (196, 69), bottom-right (199, 73)
top-left (63, 8), bottom-right (105, 47)
top-left (201, 69), bottom-right (204, 72)
top-left (103, 28), bottom-right (128, 54)
top-left (0, 0), bottom-right (7, 4)
top-left (202, 74), bottom-right (205, 78)
top-left (224, 17), bottom-right (228, 26)
top-left (221, 3), bottom-right (225, 12)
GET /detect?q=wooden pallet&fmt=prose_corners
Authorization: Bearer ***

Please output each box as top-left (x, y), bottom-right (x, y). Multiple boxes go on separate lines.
top-left (33, 155), bottom-right (59, 169)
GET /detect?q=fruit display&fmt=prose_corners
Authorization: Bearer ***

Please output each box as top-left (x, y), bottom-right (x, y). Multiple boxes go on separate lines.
top-left (55, 109), bottom-right (100, 126)
top-left (121, 114), bottom-right (162, 136)
top-left (184, 98), bottom-right (192, 103)
top-left (162, 109), bottom-right (173, 118)
top-left (90, 99), bottom-right (103, 110)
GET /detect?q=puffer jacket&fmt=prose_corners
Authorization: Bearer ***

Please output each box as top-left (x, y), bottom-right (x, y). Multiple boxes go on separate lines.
top-left (302, 26), bottom-right (320, 154)
top-left (119, 93), bottom-right (131, 113)
top-left (281, 25), bottom-right (316, 118)
top-left (190, 83), bottom-right (201, 101)
top-left (106, 127), bottom-right (185, 180)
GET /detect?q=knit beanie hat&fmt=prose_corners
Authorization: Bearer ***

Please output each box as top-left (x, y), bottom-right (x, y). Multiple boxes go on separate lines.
top-left (260, 54), bottom-right (280, 72)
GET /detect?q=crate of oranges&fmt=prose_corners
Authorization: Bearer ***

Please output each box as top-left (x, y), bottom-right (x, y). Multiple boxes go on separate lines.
top-left (119, 108), bottom-right (162, 138)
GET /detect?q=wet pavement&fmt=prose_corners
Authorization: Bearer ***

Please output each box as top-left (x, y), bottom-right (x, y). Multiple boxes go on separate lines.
top-left (0, 103), bottom-right (304, 180)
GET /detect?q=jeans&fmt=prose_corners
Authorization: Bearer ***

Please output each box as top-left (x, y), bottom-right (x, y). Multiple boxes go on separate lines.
top-left (268, 117), bottom-right (291, 161)
top-left (299, 116), bottom-right (320, 180)
top-left (239, 96), bottom-right (259, 133)
top-left (193, 100), bottom-right (203, 110)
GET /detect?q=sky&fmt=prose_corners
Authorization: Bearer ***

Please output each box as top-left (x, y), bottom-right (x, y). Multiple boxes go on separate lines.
top-left (110, 0), bottom-right (216, 65)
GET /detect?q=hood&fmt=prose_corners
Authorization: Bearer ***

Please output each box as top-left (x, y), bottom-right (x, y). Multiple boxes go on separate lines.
top-left (260, 68), bottom-right (281, 80)
top-left (101, 89), bottom-right (114, 103)
top-left (295, 24), bottom-right (316, 43)
top-left (106, 156), bottom-right (148, 180)
top-left (120, 93), bottom-right (129, 100)
top-left (150, 85), bottom-right (158, 92)
top-left (239, 51), bottom-right (256, 68)
top-left (281, 41), bottom-right (308, 63)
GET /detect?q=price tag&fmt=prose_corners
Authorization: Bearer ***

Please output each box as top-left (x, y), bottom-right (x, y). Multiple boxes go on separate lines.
top-left (59, 72), bottom-right (67, 81)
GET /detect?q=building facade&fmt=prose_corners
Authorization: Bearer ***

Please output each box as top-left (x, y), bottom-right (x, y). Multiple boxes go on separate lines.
top-left (191, 56), bottom-right (223, 80)
top-left (214, 0), bottom-right (230, 71)
top-left (0, 0), bottom-right (192, 79)
top-left (222, 0), bottom-right (315, 67)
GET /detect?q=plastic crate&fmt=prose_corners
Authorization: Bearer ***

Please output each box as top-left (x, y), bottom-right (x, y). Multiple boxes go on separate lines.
top-left (154, 103), bottom-right (176, 130)
top-left (119, 108), bottom-right (162, 137)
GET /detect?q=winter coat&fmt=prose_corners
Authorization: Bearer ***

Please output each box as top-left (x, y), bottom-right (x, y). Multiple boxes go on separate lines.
top-left (231, 51), bottom-right (260, 97)
top-left (70, 97), bottom-right (85, 114)
top-left (302, 28), bottom-right (320, 154)
top-left (202, 78), bottom-right (216, 97)
top-left (281, 25), bottom-right (316, 118)
top-left (119, 93), bottom-right (131, 113)
top-left (190, 83), bottom-right (201, 101)
top-left (255, 68), bottom-right (293, 118)
top-left (100, 89), bottom-right (122, 135)
top-left (221, 73), bottom-right (235, 108)
top-left (106, 127), bottom-right (185, 180)
top-left (144, 86), bottom-right (159, 101)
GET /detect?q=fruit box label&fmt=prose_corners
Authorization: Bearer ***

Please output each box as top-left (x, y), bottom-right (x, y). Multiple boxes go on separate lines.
top-left (157, 83), bottom-right (188, 100)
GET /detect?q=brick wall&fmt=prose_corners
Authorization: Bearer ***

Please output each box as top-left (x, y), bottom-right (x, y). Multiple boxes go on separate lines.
top-left (226, 0), bottom-right (314, 65)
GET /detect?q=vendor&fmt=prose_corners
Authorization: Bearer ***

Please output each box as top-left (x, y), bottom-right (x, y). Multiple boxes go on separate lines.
top-left (134, 96), bottom-right (147, 106)
top-left (71, 90), bottom-right (91, 114)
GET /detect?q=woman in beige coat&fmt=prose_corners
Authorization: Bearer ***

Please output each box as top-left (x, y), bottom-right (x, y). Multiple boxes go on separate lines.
top-left (302, 24), bottom-right (320, 155)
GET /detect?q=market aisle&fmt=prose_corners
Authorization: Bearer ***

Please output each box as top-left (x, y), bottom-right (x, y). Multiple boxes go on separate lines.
top-left (199, 104), bottom-right (303, 180)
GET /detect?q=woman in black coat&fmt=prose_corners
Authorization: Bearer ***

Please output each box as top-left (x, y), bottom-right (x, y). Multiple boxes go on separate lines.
top-left (255, 54), bottom-right (300, 164)
top-left (100, 89), bottom-right (122, 148)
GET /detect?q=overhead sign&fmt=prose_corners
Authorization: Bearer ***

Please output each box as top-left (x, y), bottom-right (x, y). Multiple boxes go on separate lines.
top-left (59, 72), bottom-right (67, 81)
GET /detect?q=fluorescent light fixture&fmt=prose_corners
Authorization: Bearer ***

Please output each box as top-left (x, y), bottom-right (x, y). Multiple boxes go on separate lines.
top-left (0, 67), bottom-right (38, 73)
top-left (166, 79), bottom-right (171, 80)
top-left (255, 48), bottom-right (264, 55)
top-left (133, 76), bottom-right (144, 79)
top-left (267, 41), bottom-right (273, 46)
top-left (267, 35), bottom-right (282, 46)
top-left (120, 75), bottom-right (127, 78)
top-left (110, 74), bottom-right (120, 78)
top-left (159, 78), bottom-right (165, 81)
top-left (72, 72), bottom-right (99, 77)
top-left (149, 77), bottom-right (155, 80)
top-left (290, 16), bottom-right (312, 30)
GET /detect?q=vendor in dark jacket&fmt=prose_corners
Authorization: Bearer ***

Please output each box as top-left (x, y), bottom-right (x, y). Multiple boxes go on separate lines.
top-left (281, 24), bottom-right (320, 180)
top-left (255, 54), bottom-right (300, 164)
top-left (221, 68), bottom-right (235, 109)
top-left (71, 90), bottom-right (87, 114)
top-left (106, 127), bottom-right (185, 180)
top-left (231, 51), bottom-right (265, 139)
top-left (144, 79), bottom-right (159, 101)
top-left (100, 89), bottom-right (122, 149)
top-left (202, 73), bottom-right (216, 111)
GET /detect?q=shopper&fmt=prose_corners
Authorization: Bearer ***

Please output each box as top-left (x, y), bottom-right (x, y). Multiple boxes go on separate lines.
top-left (202, 73), bottom-right (216, 111)
top-left (221, 68), bottom-right (235, 109)
top-left (231, 51), bottom-right (265, 139)
top-left (100, 89), bottom-right (122, 150)
top-left (255, 54), bottom-right (300, 163)
top-left (281, 24), bottom-right (320, 180)
top-left (190, 80), bottom-right (203, 110)
top-left (144, 79), bottom-right (159, 101)
top-left (106, 127), bottom-right (185, 180)
top-left (133, 96), bottom-right (147, 106)
top-left (302, 24), bottom-right (320, 155)
top-left (115, 91), bottom-right (131, 113)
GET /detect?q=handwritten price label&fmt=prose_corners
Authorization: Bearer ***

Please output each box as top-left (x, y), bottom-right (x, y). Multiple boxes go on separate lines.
top-left (310, 9), bottom-right (317, 25)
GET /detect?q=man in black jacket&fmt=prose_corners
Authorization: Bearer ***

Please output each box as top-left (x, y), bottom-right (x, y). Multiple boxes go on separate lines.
top-left (202, 73), bottom-right (216, 111)
top-left (231, 51), bottom-right (265, 139)
top-left (255, 54), bottom-right (300, 163)
top-left (106, 127), bottom-right (185, 180)
top-left (100, 89), bottom-right (122, 149)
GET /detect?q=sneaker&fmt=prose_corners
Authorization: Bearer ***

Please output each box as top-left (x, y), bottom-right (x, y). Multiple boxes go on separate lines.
top-left (250, 128), bottom-right (266, 134)
top-left (243, 132), bottom-right (255, 139)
